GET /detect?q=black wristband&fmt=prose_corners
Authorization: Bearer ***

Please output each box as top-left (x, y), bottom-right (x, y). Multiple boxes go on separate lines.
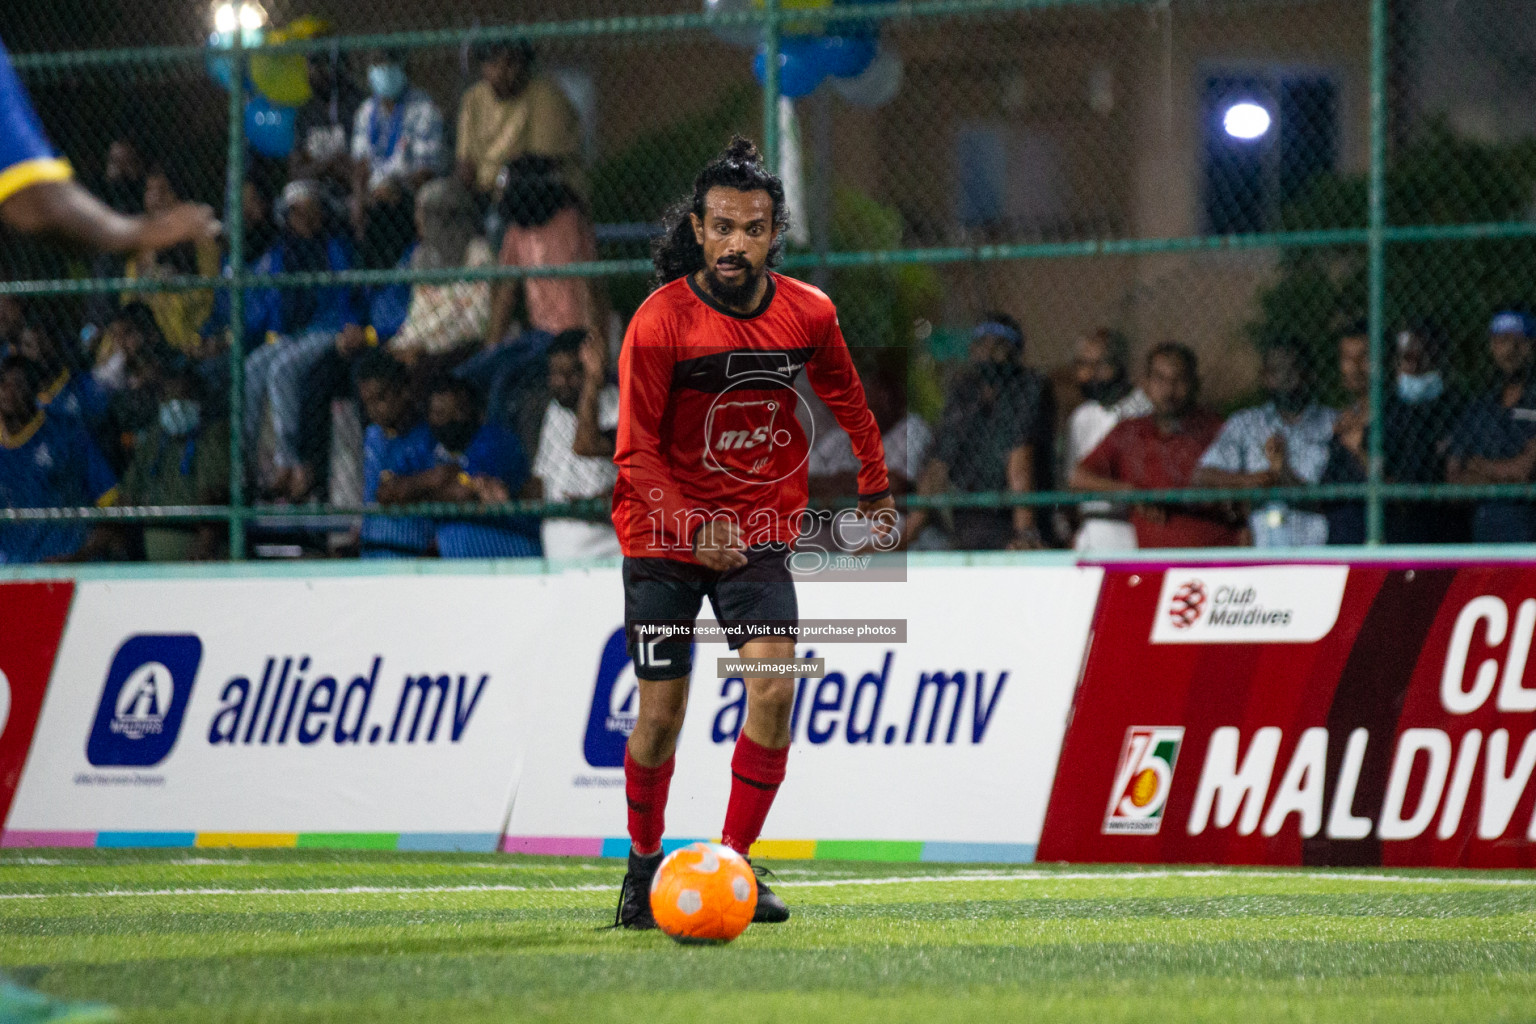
top-left (858, 488), bottom-right (892, 502)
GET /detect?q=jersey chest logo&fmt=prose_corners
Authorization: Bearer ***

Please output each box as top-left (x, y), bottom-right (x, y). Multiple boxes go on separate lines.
top-left (704, 399), bottom-right (789, 478)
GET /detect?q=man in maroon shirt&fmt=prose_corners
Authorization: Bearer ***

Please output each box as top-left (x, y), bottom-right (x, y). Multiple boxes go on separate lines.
top-left (1070, 342), bottom-right (1241, 548)
top-left (611, 137), bottom-right (895, 930)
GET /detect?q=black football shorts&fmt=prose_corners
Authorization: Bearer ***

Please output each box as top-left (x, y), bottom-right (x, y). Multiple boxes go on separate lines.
top-left (622, 543), bottom-right (799, 681)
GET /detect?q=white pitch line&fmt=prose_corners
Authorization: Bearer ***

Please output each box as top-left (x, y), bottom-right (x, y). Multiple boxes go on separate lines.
top-left (3, 868), bottom-right (1536, 901)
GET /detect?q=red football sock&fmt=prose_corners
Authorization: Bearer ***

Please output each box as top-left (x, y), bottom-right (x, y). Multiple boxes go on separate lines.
top-left (721, 733), bottom-right (789, 856)
top-left (625, 747), bottom-right (674, 857)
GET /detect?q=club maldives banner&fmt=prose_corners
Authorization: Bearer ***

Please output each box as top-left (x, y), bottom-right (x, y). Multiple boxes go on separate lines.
top-left (505, 565), bottom-right (1104, 862)
top-left (1038, 563), bottom-right (1536, 868)
top-left (3, 577), bottom-right (537, 850)
top-left (0, 582), bottom-right (74, 833)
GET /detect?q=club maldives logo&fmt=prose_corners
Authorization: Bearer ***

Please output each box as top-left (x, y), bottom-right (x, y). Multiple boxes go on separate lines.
top-left (1168, 580), bottom-right (1207, 629)
top-left (87, 634), bottom-right (202, 767)
top-left (1103, 726), bottom-right (1184, 835)
top-left (1149, 566), bottom-right (1349, 645)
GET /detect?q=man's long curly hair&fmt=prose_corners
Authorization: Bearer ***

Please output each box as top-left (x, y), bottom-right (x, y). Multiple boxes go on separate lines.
top-left (650, 136), bottom-right (789, 290)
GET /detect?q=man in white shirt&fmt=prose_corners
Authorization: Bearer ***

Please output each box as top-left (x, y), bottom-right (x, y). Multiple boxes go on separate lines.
top-left (1063, 328), bottom-right (1151, 550)
top-left (1193, 340), bottom-right (1337, 547)
top-left (533, 328), bottom-right (621, 558)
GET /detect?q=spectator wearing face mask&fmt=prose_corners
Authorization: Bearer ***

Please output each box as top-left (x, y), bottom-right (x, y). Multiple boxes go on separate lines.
top-left (375, 377), bottom-right (539, 558)
top-left (1193, 339), bottom-right (1336, 546)
top-left (1063, 327), bottom-right (1151, 551)
top-left (119, 367), bottom-right (229, 561)
top-left (1322, 323), bottom-right (1465, 544)
top-left (1446, 310), bottom-right (1536, 542)
top-left (351, 49), bottom-right (445, 268)
top-left (906, 313), bottom-right (1056, 550)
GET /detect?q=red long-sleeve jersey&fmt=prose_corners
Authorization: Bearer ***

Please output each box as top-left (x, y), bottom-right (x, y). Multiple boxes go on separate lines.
top-left (612, 271), bottom-right (889, 563)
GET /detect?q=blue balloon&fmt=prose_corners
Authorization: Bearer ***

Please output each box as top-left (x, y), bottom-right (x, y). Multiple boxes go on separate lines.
top-left (816, 35), bottom-right (876, 79)
top-left (245, 96), bottom-right (296, 158)
top-left (752, 38), bottom-right (825, 99)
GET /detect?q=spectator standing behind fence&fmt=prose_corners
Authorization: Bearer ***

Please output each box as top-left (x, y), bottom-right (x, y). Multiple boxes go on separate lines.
top-left (1445, 311), bottom-right (1536, 543)
top-left (291, 42), bottom-right (364, 199)
top-left (242, 180), bottom-right (369, 501)
top-left (356, 351), bottom-right (436, 558)
top-left (533, 328), bottom-right (620, 558)
top-left (122, 166), bottom-right (221, 358)
top-left (907, 313), bottom-right (1055, 550)
top-left (384, 178), bottom-right (494, 373)
top-left (1071, 342), bottom-right (1241, 549)
top-left (461, 42), bottom-right (600, 342)
top-left (1063, 327), bottom-right (1151, 550)
top-left (1322, 324), bottom-right (1464, 544)
top-left (1192, 340), bottom-right (1336, 546)
top-left (0, 357), bottom-right (124, 563)
top-left (118, 366), bottom-right (229, 561)
top-left (351, 48), bottom-right (445, 267)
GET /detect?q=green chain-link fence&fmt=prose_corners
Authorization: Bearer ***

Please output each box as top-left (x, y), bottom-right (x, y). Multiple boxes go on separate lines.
top-left (4, 0), bottom-right (1536, 561)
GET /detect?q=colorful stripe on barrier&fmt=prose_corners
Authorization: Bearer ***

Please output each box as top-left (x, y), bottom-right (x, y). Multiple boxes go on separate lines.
top-left (502, 836), bottom-right (1037, 863)
top-left (0, 831), bottom-right (502, 852)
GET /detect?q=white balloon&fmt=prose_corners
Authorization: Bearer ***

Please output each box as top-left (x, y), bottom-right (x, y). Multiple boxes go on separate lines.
top-left (831, 49), bottom-right (903, 108)
top-left (704, 0), bottom-right (760, 49)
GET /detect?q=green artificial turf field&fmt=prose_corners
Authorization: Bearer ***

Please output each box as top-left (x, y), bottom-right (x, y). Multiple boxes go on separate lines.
top-left (3, 850), bottom-right (1536, 1023)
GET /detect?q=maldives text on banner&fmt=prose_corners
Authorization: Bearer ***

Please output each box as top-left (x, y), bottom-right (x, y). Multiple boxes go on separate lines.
top-left (506, 565), bottom-right (1103, 861)
top-left (1038, 563), bottom-right (1536, 868)
top-left (3, 577), bottom-right (539, 850)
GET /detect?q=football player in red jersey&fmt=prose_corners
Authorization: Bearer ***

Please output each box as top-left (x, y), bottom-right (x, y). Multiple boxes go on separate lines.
top-left (611, 137), bottom-right (896, 928)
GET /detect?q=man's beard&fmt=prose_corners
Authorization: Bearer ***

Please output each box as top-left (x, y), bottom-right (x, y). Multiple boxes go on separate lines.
top-left (701, 258), bottom-right (764, 308)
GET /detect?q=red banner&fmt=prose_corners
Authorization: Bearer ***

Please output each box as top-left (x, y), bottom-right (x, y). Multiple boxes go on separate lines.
top-left (1039, 564), bottom-right (1536, 868)
top-left (0, 581), bottom-right (74, 831)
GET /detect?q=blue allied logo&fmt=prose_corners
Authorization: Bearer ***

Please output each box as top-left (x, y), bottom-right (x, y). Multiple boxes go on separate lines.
top-left (583, 628), bottom-right (638, 768)
top-left (86, 634), bottom-right (202, 767)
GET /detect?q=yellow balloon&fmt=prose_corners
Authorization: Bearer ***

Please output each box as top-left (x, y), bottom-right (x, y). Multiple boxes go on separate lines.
top-left (755, 0), bottom-right (830, 35)
top-left (251, 25), bottom-right (312, 107)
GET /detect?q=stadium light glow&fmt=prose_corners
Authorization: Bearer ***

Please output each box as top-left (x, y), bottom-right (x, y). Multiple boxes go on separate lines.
top-left (212, 2), bottom-right (268, 34)
top-left (1222, 101), bottom-right (1272, 141)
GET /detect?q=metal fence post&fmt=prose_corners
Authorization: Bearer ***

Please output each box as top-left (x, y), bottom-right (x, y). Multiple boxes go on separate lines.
top-left (1365, 0), bottom-right (1388, 545)
top-left (761, 0), bottom-right (781, 171)
top-left (224, 29), bottom-right (248, 560)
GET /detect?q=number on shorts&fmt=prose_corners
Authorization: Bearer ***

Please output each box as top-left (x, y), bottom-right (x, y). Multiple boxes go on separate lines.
top-left (636, 636), bottom-right (672, 669)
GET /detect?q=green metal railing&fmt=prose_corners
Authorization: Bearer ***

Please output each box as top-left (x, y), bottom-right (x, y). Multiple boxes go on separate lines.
top-left (3, 0), bottom-right (1527, 555)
